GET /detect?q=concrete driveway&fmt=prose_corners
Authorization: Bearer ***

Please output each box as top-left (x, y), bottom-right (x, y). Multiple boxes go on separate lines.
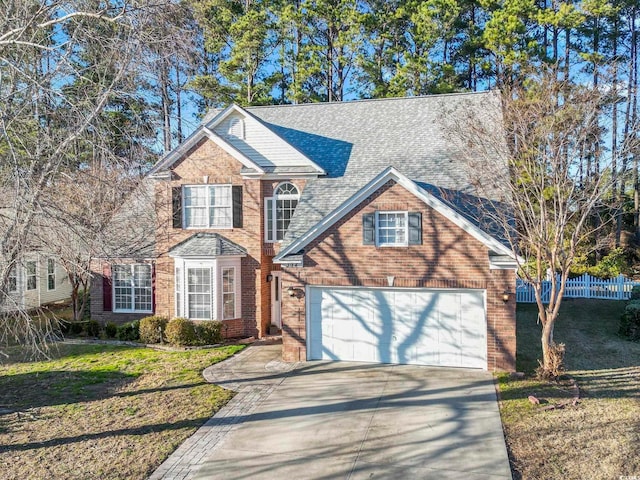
top-left (152, 343), bottom-right (512, 480)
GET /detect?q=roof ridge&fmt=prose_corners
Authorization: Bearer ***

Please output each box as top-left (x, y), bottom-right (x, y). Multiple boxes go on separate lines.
top-left (245, 90), bottom-right (497, 111)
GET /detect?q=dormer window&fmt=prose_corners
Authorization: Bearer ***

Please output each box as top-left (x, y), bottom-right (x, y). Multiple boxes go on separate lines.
top-left (265, 182), bottom-right (300, 243)
top-left (228, 117), bottom-right (245, 139)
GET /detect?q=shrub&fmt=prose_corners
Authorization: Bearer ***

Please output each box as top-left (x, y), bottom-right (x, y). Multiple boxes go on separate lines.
top-left (85, 320), bottom-right (101, 337)
top-left (630, 286), bottom-right (640, 301)
top-left (193, 321), bottom-right (222, 345)
top-left (165, 317), bottom-right (196, 346)
top-left (104, 322), bottom-right (117, 338)
top-left (139, 315), bottom-right (168, 344)
top-left (115, 320), bottom-right (140, 341)
top-left (620, 300), bottom-right (640, 341)
top-left (69, 322), bottom-right (83, 335)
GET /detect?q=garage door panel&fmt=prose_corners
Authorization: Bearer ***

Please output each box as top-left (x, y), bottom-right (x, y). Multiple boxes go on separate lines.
top-left (307, 287), bottom-right (487, 369)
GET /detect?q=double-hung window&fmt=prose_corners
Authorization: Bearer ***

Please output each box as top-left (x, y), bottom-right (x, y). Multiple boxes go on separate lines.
top-left (187, 267), bottom-right (212, 319)
top-left (363, 211), bottom-right (422, 247)
top-left (377, 212), bottom-right (408, 246)
top-left (113, 264), bottom-right (153, 313)
top-left (221, 268), bottom-right (235, 320)
top-left (8, 267), bottom-right (17, 292)
top-left (265, 182), bottom-right (299, 242)
top-left (174, 259), bottom-right (241, 320)
top-left (26, 261), bottom-right (37, 290)
top-left (183, 185), bottom-right (232, 229)
top-left (47, 258), bottom-right (56, 291)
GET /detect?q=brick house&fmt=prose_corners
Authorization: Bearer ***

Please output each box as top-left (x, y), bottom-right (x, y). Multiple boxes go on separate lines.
top-left (90, 92), bottom-right (517, 371)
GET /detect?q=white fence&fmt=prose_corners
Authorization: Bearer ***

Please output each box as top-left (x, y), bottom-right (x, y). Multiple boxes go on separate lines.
top-left (516, 274), bottom-right (640, 303)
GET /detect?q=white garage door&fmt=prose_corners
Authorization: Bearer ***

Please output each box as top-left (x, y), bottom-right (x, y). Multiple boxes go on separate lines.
top-left (307, 287), bottom-right (487, 369)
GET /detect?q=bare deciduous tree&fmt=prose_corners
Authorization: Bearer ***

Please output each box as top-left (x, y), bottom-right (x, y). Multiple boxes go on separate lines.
top-left (451, 67), bottom-right (639, 378)
top-left (0, 0), bottom-right (170, 359)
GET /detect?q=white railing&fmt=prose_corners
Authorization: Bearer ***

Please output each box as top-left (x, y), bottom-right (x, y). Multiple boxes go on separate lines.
top-left (516, 274), bottom-right (640, 303)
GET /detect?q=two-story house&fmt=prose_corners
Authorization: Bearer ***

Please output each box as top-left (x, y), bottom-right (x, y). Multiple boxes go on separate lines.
top-left (91, 92), bottom-right (518, 371)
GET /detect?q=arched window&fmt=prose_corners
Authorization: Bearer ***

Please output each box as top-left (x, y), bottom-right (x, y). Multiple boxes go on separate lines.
top-left (265, 182), bottom-right (299, 242)
top-left (228, 117), bottom-right (245, 139)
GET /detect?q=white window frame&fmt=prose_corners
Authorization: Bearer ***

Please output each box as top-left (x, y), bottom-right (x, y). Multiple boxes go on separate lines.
top-left (183, 184), bottom-right (233, 230)
top-left (47, 258), bottom-right (56, 291)
top-left (221, 267), bottom-right (236, 320)
top-left (25, 261), bottom-right (37, 291)
top-left (265, 182), bottom-right (300, 243)
top-left (112, 264), bottom-right (153, 314)
top-left (173, 257), bottom-right (242, 320)
top-left (8, 266), bottom-right (17, 293)
top-left (376, 211), bottom-right (409, 247)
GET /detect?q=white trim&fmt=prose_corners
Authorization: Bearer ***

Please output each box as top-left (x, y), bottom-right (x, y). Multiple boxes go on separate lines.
top-left (275, 167), bottom-right (519, 263)
top-left (241, 172), bottom-right (322, 180)
top-left (149, 104), bottom-right (325, 177)
top-left (25, 260), bottom-right (37, 291)
top-left (46, 257), bottom-right (56, 291)
top-left (211, 105), bottom-right (325, 175)
top-left (173, 257), bottom-right (242, 320)
top-left (112, 264), bottom-right (153, 314)
top-left (201, 126), bottom-right (266, 173)
top-left (375, 211), bottom-right (409, 247)
top-left (305, 285), bottom-right (488, 370)
top-left (220, 266), bottom-right (236, 320)
top-left (182, 184), bottom-right (233, 230)
top-left (265, 182), bottom-right (300, 243)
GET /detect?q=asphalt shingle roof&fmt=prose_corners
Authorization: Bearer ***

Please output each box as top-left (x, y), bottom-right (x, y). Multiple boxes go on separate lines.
top-left (242, 91), bottom-right (507, 251)
top-left (168, 233), bottom-right (247, 257)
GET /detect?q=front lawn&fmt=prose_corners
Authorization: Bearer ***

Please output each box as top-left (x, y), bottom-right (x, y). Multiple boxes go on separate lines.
top-left (0, 343), bottom-right (244, 480)
top-left (499, 300), bottom-right (640, 479)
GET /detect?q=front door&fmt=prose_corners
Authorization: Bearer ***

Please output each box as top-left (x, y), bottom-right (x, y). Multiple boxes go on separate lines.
top-left (271, 271), bottom-right (282, 329)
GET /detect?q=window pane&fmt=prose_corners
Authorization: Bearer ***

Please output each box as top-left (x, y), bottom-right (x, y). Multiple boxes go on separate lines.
top-left (26, 261), bottom-right (37, 290)
top-left (222, 268), bottom-right (235, 319)
top-left (188, 268), bottom-right (211, 319)
top-left (175, 267), bottom-right (182, 317)
top-left (8, 268), bottom-right (17, 292)
top-left (377, 213), bottom-right (407, 246)
top-left (209, 186), bottom-right (232, 228)
top-left (47, 259), bottom-right (55, 274)
top-left (133, 265), bottom-right (152, 311)
top-left (265, 199), bottom-right (274, 242)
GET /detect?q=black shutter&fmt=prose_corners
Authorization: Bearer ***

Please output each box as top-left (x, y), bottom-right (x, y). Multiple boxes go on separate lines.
top-left (232, 185), bottom-right (243, 228)
top-left (172, 187), bottom-right (182, 229)
top-left (102, 263), bottom-right (112, 312)
top-left (408, 212), bottom-right (422, 245)
top-left (363, 213), bottom-right (375, 245)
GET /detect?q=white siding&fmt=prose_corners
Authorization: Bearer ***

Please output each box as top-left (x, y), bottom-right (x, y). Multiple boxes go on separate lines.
top-left (213, 112), bottom-right (315, 169)
top-left (39, 257), bottom-right (72, 305)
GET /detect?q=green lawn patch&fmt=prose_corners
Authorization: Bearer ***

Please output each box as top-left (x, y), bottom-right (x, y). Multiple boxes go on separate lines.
top-left (499, 300), bottom-right (640, 479)
top-left (0, 343), bottom-right (245, 480)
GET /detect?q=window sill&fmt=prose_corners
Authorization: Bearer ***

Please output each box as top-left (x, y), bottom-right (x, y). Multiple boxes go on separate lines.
top-left (113, 309), bottom-right (153, 314)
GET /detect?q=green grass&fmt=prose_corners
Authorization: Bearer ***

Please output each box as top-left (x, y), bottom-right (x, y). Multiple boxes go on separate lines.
top-left (0, 343), bottom-right (245, 480)
top-left (499, 300), bottom-right (640, 480)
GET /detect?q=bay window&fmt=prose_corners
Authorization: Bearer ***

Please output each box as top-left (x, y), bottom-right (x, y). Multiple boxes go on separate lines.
top-left (173, 258), bottom-right (241, 320)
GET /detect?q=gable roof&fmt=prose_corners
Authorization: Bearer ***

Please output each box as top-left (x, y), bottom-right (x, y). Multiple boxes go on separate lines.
top-left (240, 91), bottom-right (509, 255)
top-left (168, 233), bottom-right (247, 258)
top-left (149, 104), bottom-right (325, 176)
top-left (274, 167), bottom-right (515, 262)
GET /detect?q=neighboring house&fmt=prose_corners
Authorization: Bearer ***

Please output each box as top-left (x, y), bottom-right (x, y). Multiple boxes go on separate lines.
top-left (2, 254), bottom-right (71, 312)
top-left (91, 92), bottom-right (518, 371)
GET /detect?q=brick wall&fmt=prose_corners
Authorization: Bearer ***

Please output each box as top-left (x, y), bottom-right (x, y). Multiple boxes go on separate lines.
top-left (89, 258), bottom-right (154, 325)
top-left (280, 180), bottom-right (517, 371)
top-left (89, 136), bottom-right (311, 339)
